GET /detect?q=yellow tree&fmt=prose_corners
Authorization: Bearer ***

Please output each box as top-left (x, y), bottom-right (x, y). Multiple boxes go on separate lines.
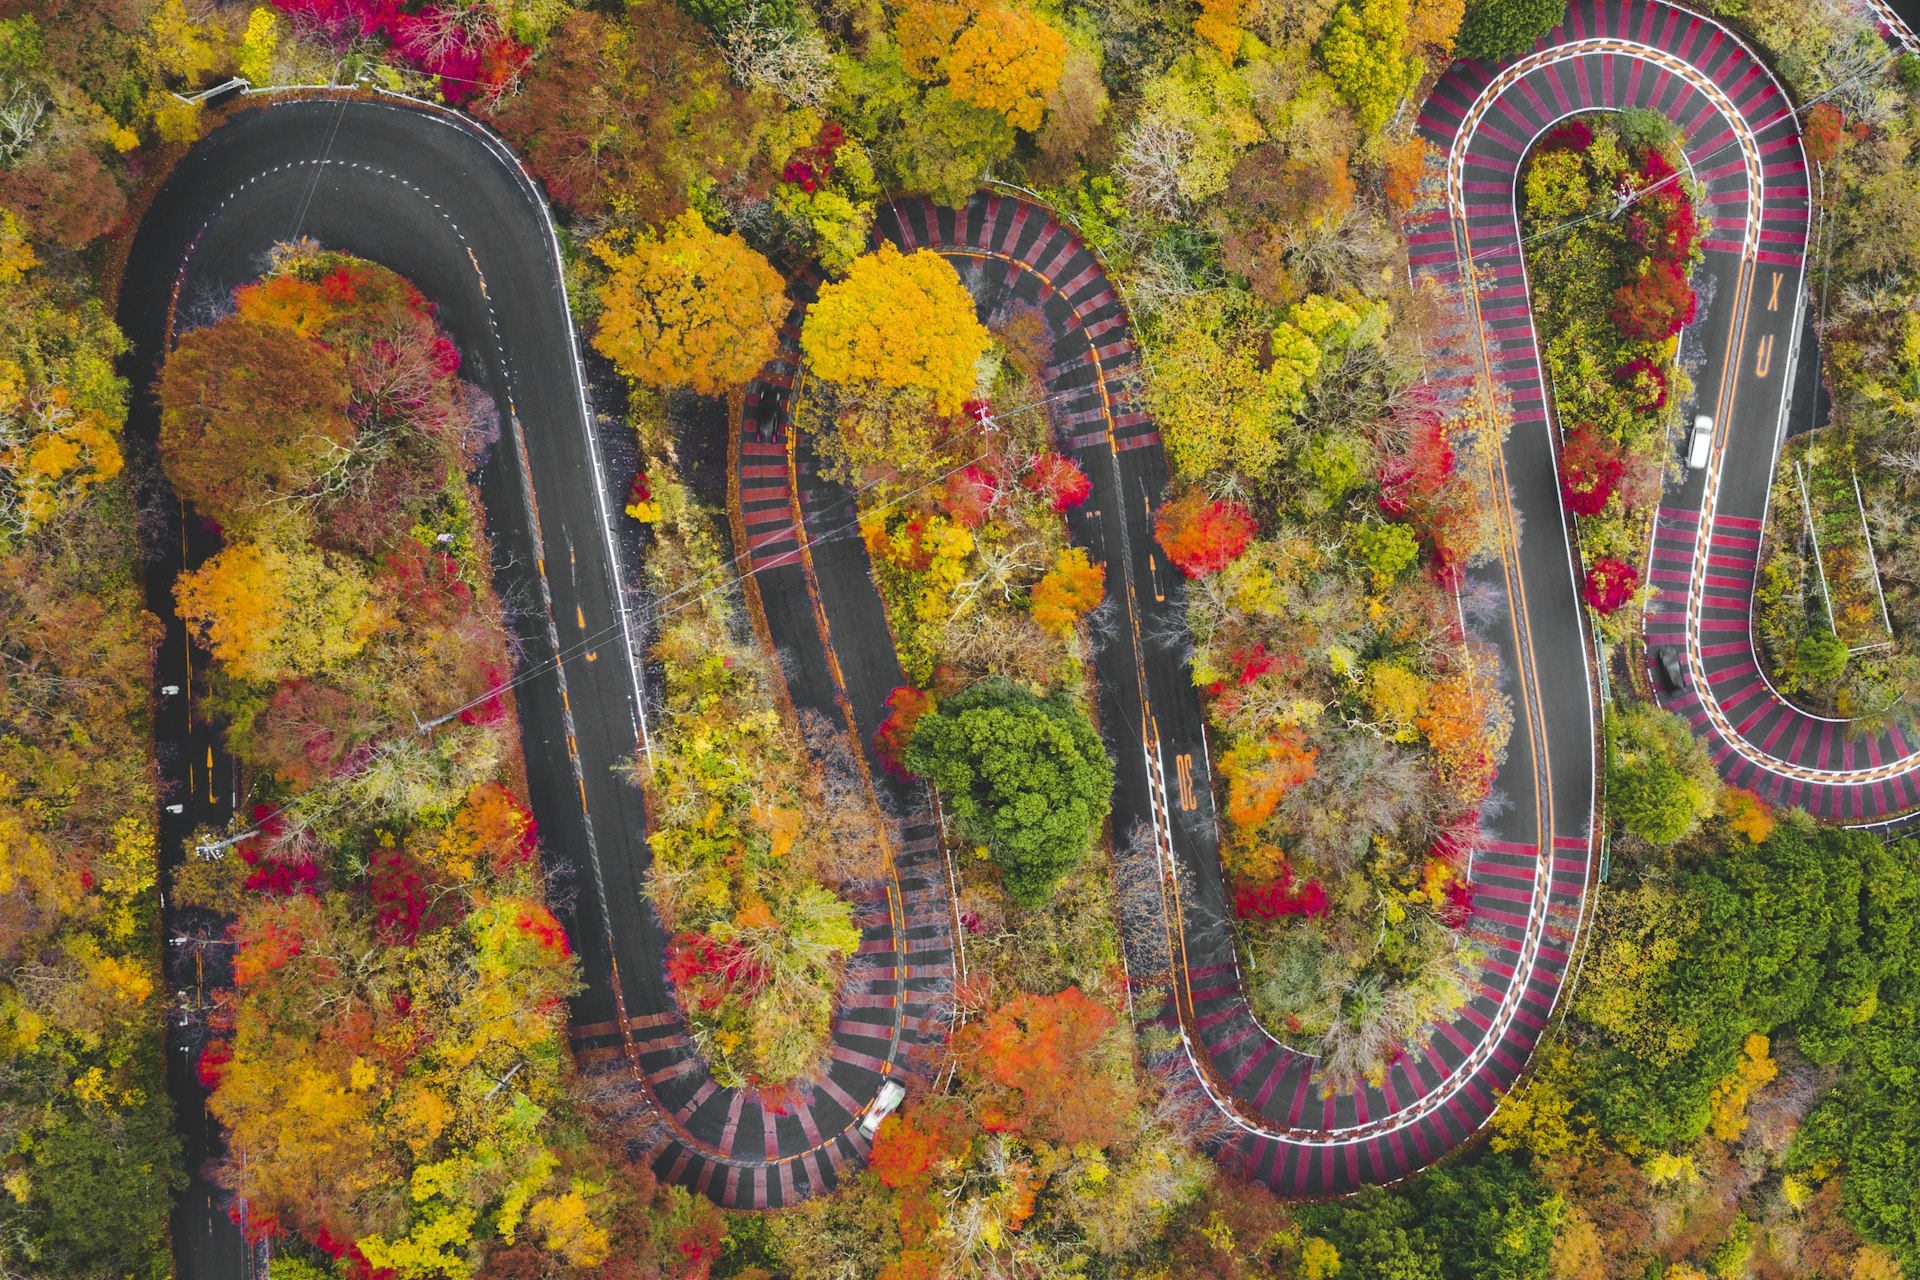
top-left (591, 211), bottom-right (787, 395)
top-left (0, 377), bottom-right (123, 545)
top-left (801, 241), bottom-right (990, 414)
top-left (174, 532), bottom-right (377, 683)
top-left (893, 0), bottom-right (1066, 130)
top-left (1030, 547), bottom-right (1104, 634)
top-left (1317, 0), bottom-right (1423, 135)
top-left (947, 7), bottom-right (1067, 130)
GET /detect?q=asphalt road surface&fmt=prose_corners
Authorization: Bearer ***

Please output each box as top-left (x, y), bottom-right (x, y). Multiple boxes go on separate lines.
top-left (115, 0), bottom-right (1914, 1265)
top-left (117, 94), bottom-right (950, 1274)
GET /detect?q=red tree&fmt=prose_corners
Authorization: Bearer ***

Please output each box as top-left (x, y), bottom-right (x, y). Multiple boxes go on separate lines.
top-left (872, 685), bottom-right (934, 778)
top-left (1802, 102), bottom-right (1846, 164)
top-left (941, 464), bottom-right (1000, 528)
top-left (1540, 118), bottom-right (1594, 152)
top-left (1155, 491), bottom-right (1256, 577)
top-left (1232, 857), bottom-right (1330, 920)
top-left (1583, 555), bottom-right (1640, 613)
top-left (1611, 259), bottom-right (1697, 340)
top-left (1022, 451), bottom-right (1092, 512)
top-left (1558, 422), bottom-right (1625, 516)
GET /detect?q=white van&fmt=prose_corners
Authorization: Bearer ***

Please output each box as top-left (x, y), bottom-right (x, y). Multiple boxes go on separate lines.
top-left (1687, 414), bottom-right (1715, 470)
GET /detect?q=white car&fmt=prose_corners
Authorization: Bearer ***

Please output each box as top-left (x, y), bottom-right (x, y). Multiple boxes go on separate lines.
top-left (1687, 413), bottom-right (1715, 470)
top-left (859, 1079), bottom-right (907, 1138)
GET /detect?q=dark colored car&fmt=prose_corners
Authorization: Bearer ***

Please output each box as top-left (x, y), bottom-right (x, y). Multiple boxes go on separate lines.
top-left (1654, 646), bottom-right (1687, 692)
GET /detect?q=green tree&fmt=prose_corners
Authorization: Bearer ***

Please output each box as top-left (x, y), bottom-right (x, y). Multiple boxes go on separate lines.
top-left (1302, 1187), bottom-right (1443, 1280)
top-left (1402, 1152), bottom-right (1562, 1280)
top-left (1606, 703), bottom-right (1716, 844)
top-left (1792, 626), bottom-right (1849, 689)
top-left (1352, 520), bottom-right (1419, 587)
top-left (1454, 0), bottom-right (1567, 60)
top-left (1794, 991), bottom-right (1920, 1267)
top-left (1578, 826), bottom-right (1910, 1149)
top-left (1318, 0), bottom-right (1423, 134)
top-left (904, 680), bottom-right (1113, 907)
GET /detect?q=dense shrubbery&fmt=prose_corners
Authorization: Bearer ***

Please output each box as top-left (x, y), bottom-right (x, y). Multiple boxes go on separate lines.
top-left (1500, 722), bottom-right (1920, 1277)
top-left (156, 248), bottom-right (679, 1276)
top-left (1520, 110), bottom-right (1702, 638)
top-left (626, 426), bottom-right (882, 1087)
top-left (1454, 0), bottom-right (1566, 61)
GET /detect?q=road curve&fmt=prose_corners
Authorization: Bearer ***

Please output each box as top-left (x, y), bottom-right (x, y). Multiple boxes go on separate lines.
top-left (835, 0), bottom-right (1834, 1197)
top-left (118, 2), bottom-right (1877, 1255)
top-left (118, 95), bottom-right (954, 1274)
top-left (1416, 3), bottom-right (1920, 832)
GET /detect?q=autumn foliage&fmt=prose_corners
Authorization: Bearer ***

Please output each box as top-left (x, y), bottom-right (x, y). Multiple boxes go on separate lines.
top-left (1611, 258), bottom-right (1698, 341)
top-left (1155, 490), bottom-right (1257, 577)
top-left (1558, 421), bottom-right (1626, 516)
top-left (156, 315), bottom-right (352, 528)
top-left (1802, 101), bottom-right (1848, 165)
top-left (591, 211), bottom-right (787, 395)
top-left (483, 4), bottom-right (772, 224)
top-left (894, 0), bottom-right (1068, 130)
top-left (801, 241), bottom-right (992, 414)
top-left (153, 252), bottom-right (631, 1276)
top-left (1030, 546), bottom-right (1105, 634)
top-left (1583, 554), bottom-right (1641, 613)
top-left (1610, 149), bottom-right (1702, 340)
top-left (1234, 862), bottom-right (1331, 920)
top-left (951, 986), bottom-right (1133, 1146)
top-left (1022, 450), bottom-right (1092, 511)
top-left (1219, 729), bottom-right (1318, 828)
top-left (873, 685), bottom-right (935, 778)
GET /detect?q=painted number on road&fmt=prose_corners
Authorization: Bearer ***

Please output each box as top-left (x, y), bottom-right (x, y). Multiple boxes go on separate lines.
top-left (1754, 334), bottom-right (1774, 379)
top-left (1175, 753), bottom-right (1197, 811)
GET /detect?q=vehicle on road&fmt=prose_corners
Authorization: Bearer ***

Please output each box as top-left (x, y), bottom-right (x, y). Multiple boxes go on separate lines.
top-left (1688, 413), bottom-right (1715, 470)
top-left (1655, 646), bottom-right (1688, 692)
top-left (859, 1079), bottom-right (906, 1137)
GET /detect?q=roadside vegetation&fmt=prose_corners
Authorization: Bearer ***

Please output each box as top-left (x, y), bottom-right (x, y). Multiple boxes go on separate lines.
top-left (158, 248), bottom-right (723, 1279)
top-left (623, 391), bottom-right (884, 1090)
top-left (1757, 59), bottom-right (1920, 728)
top-left (0, 0), bottom-right (1917, 1277)
top-left (1519, 108), bottom-right (1704, 637)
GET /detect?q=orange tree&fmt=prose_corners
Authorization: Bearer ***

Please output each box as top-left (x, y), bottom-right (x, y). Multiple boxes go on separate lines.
top-left (591, 211), bottom-right (787, 395)
top-left (1155, 490), bottom-right (1257, 577)
top-left (1029, 546), bottom-right (1105, 634)
top-left (895, 0), bottom-right (1069, 131)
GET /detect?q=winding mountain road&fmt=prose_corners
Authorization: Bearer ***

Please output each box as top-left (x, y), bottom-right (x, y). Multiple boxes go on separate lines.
top-left (120, 2), bottom-right (1911, 1269)
top-left (119, 94), bottom-right (951, 1277)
